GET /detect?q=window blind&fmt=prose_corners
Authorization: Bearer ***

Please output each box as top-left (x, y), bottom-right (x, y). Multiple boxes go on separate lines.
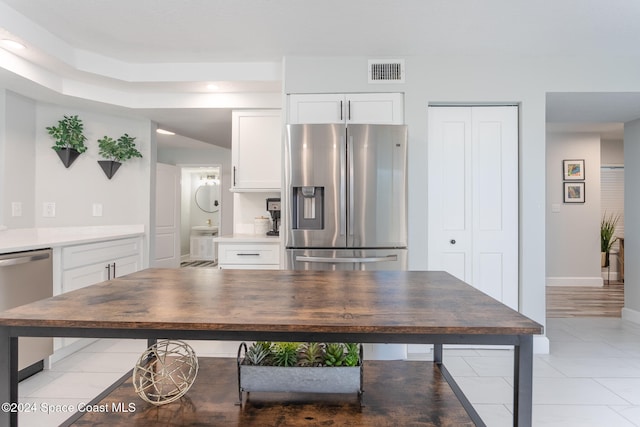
top-left (601, 166), bottom-right (624, 252)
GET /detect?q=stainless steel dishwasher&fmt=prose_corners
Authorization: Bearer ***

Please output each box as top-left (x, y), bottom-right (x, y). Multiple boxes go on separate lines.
top-left (0, 248), bottom-right (54, 380)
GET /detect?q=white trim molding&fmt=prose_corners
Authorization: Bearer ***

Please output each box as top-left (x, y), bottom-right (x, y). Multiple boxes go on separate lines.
top-left (622, 308), bottom-right (640, 325)
top-left (546, 276), bottom-right (604, 287)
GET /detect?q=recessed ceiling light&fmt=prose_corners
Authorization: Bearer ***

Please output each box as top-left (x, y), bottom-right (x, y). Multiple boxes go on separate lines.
top-left (156, 128), bottom-right (175, 135)
top-left (1, 39), bottom-right (26, 50)
top-left (206, 84), bottom-right (219, 90)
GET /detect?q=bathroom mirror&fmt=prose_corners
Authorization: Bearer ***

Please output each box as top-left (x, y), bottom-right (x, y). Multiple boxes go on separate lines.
top-left (195, 184), bottom-right (220, 213)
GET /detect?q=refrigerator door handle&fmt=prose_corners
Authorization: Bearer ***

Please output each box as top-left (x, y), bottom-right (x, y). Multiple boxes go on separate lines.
top-left (348, 134), bottom-right (354, 236)
top-left (296, 255), bottom-right (398, 263)
top-left (340, 134), bottom-right (347, 236)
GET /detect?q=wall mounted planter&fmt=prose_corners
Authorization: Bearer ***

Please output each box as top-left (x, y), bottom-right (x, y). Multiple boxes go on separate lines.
top-left (55, 148), bottom-right (81, 168)
top-left (98, 160), bottom-right (122, 179)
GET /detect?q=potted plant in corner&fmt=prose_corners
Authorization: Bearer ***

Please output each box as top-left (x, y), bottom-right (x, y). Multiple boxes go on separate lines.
top-left (46, 115), bottom-right (88, 168)
top-left (601, 212), bottom-right (620, 268)
top-left (97, 133), bottom-right (143, 179)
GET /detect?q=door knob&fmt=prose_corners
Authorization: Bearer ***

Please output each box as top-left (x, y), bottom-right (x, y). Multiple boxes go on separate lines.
top-left (450, 239), bottom-right (456, 245)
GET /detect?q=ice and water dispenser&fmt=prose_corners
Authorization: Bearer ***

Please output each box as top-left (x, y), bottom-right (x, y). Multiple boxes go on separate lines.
top-left (291, 186), bottom-right (324, 230)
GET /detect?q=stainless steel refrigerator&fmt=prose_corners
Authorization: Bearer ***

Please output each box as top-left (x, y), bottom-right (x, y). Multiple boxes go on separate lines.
top-left (285, 123), bottom-right (408, 271)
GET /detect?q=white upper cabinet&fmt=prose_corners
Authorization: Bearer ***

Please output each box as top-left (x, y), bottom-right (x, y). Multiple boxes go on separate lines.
top-left (231, 110), bottom-right (282, 191)
top-left (288, 93), bottom-right (404, 125)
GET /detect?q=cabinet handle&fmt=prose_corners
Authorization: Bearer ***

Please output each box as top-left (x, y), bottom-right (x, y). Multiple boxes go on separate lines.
top-left (340, 100), bottom-right (343, 121)
top-left (105, 264), bottom-right (111, 280)
top-left (237, 253), bottom-right (260, 256)
top-left (348, 100), bottom-right (351, 121)
top-left (112, 262), bottom-right (116, 278)
top-left (233, 166), bottom-right (237, 187)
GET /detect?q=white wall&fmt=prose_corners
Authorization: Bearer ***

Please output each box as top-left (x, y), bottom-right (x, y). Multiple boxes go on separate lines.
top-left (34, 103), bottom-right (151, 228)
top-left (1, 90), bottom-right (37, 228)
top-left (623, 120), bottom-right (640, 321)
top-left (601, 139), bottom-right (624, 164)
top-left (546, 132), bottom-right (601, 286)
top-left (0, 90), bottom-right (5, 227)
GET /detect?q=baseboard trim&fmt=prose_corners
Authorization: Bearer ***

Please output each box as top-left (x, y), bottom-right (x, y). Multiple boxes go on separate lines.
top-left (622, 307), bottom-right (640, 325)
top-left (534, 335), bottom-right (550, 354)
top-left (546, 276), bottom-right (603, 287)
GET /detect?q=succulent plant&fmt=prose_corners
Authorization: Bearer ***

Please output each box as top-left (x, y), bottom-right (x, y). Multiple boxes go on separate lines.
top-left (244, 342), bottom-right (272, 366)
top-left (323, 343), bottom-right (346, 367)
top-left (272, 342), bottom-right (299, 367)
top-left (344, 343), bottom-right (360, 367)
top-left (298, 342), bottom-right (324, 367)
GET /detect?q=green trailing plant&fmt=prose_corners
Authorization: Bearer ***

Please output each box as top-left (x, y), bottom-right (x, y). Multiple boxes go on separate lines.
top-left (601, 212), bottom-right (620, 253)
top-left (46, 115), bottom-right (88, 153)
top-left (97, 133), bottom-right (143, 162)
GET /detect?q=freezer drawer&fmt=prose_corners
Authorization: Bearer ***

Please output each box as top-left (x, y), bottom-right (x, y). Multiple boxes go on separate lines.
top-left (286, 249), bottom-right (407, 271)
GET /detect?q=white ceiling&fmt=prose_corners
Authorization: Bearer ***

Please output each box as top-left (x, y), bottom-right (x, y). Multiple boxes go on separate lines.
top-left (1, 0), bottom-right (639, 146)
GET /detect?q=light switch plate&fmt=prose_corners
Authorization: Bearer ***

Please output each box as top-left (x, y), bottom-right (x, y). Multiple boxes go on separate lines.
top-left (92, 203), bottom-right (103, 217)
top-left (43, 202), bottom-right (56, 217)
top-left (551, 203), bottom-right (561, 213)
top-left (11, 202), bottom-right (22, 217)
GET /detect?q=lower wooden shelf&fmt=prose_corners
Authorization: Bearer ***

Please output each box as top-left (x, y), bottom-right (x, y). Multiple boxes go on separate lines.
top-left (63, 358), bottom-right (475, 426)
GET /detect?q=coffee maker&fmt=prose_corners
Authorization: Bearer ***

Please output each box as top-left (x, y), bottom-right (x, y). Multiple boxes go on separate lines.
top-left (266, 198), bottom-right (281, 236)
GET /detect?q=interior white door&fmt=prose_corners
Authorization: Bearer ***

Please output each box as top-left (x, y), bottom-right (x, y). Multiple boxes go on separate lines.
top-left (428, 106), bottom-right (518, 310)
top-left (155, 163), bottom-right (181, 268)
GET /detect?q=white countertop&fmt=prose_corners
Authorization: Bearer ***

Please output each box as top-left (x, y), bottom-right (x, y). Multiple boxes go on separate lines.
top-left (0, 225), bottom-right (145, 254)
top-left (214, 234), bottom-right (281, 243)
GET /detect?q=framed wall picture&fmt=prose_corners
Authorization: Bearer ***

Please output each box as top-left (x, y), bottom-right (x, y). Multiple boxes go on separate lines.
top-left (563, 159), bottom-right (585, 180)
top-left (564, 182), bottom-right (585, 203)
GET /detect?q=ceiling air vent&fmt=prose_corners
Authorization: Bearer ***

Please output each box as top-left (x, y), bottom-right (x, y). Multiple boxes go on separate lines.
top-left (368, 59), bottom-right (405, 84)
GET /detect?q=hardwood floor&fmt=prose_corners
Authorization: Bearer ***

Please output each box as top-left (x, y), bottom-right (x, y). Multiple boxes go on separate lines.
top-left (546, 281), bottom-right (624, 318)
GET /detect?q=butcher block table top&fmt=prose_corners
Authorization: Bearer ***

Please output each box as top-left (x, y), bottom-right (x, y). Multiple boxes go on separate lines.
top-left (0, 268), bottom-right (542, 337)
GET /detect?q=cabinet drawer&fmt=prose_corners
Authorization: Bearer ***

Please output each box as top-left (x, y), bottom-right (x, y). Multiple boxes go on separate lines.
top-left (218, 243), bottom-right (280, 265)
top-left (62, 237), bottom-right (142, 270)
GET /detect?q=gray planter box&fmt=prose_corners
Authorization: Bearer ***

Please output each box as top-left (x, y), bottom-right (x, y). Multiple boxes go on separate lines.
top-left (240, 364), bottom-right (361, 394)
top-left (236, 343), bottom-right (363, 406)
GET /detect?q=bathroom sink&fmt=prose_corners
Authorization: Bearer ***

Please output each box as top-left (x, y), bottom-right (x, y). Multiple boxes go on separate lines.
top-left (192, 225), bottom-right (219, 233)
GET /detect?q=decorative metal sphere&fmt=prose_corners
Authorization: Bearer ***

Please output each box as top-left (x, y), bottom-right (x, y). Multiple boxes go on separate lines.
top-left (132, 339), bottom-right (199, 405)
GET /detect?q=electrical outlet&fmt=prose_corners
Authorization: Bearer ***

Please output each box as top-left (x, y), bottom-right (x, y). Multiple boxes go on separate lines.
top-left (11, 202), bottom-right (22, 217)
top-left (92, 203), bottom-right (103, 217)
top-left (43, 202), bottom-right (56, 217)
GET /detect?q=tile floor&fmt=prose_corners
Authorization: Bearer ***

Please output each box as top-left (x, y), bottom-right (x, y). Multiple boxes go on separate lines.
top-left (16, 317), bottom-right (640, 426)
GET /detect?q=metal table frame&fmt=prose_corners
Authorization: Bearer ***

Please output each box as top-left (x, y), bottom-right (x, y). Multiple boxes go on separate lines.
top-left (0, 325), bottom-right (534, 427)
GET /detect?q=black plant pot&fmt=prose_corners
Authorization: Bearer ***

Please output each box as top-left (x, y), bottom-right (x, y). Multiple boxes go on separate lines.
top-left (98, 160), bottom-right (122, 179)
top-left (55, 148), bottom-right (81, 168)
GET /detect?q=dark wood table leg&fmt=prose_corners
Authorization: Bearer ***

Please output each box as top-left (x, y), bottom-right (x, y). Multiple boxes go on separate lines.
top-left (513, 335), bottom-right (534, 427)
top-left (0, 328), bottom-right (18, 427)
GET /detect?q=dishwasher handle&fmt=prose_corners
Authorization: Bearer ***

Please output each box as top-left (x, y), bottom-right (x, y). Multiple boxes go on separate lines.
top-left (0, 252), bottom-right (50, 268)
top-left (296, 255), bottom-right (398, 264)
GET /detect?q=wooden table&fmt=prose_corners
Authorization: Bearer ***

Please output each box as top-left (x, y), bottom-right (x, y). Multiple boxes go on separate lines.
top-left (0, 268), bottom-right (542, 426)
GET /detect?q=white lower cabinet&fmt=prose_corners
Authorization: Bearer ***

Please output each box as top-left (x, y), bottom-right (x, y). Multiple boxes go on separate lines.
top-left (217, 241), bottom-right (280, 270)
top-left (53, 236), bottom-right (143, 359)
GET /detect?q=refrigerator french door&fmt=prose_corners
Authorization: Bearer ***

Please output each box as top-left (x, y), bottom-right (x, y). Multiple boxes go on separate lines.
top-left (285, 123), bottom-right (407, 271)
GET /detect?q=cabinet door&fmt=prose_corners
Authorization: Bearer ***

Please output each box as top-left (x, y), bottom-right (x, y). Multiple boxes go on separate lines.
top-left (112, 254), bottom-right (141, 278)
top-left (346, 93), bottom-right (404, 124)
top-left (232, 110), bottom-right (282, 190)
top-left (62, 262), bottom-right (110, 293)
top-left (289, 93), bottom-right (404, 125)
top-left (288, 94), bottom-right (345, 124)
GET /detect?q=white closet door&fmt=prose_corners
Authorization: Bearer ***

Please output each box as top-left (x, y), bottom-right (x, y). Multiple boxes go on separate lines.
top-left (428, 106), bottom-right (519, 310)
